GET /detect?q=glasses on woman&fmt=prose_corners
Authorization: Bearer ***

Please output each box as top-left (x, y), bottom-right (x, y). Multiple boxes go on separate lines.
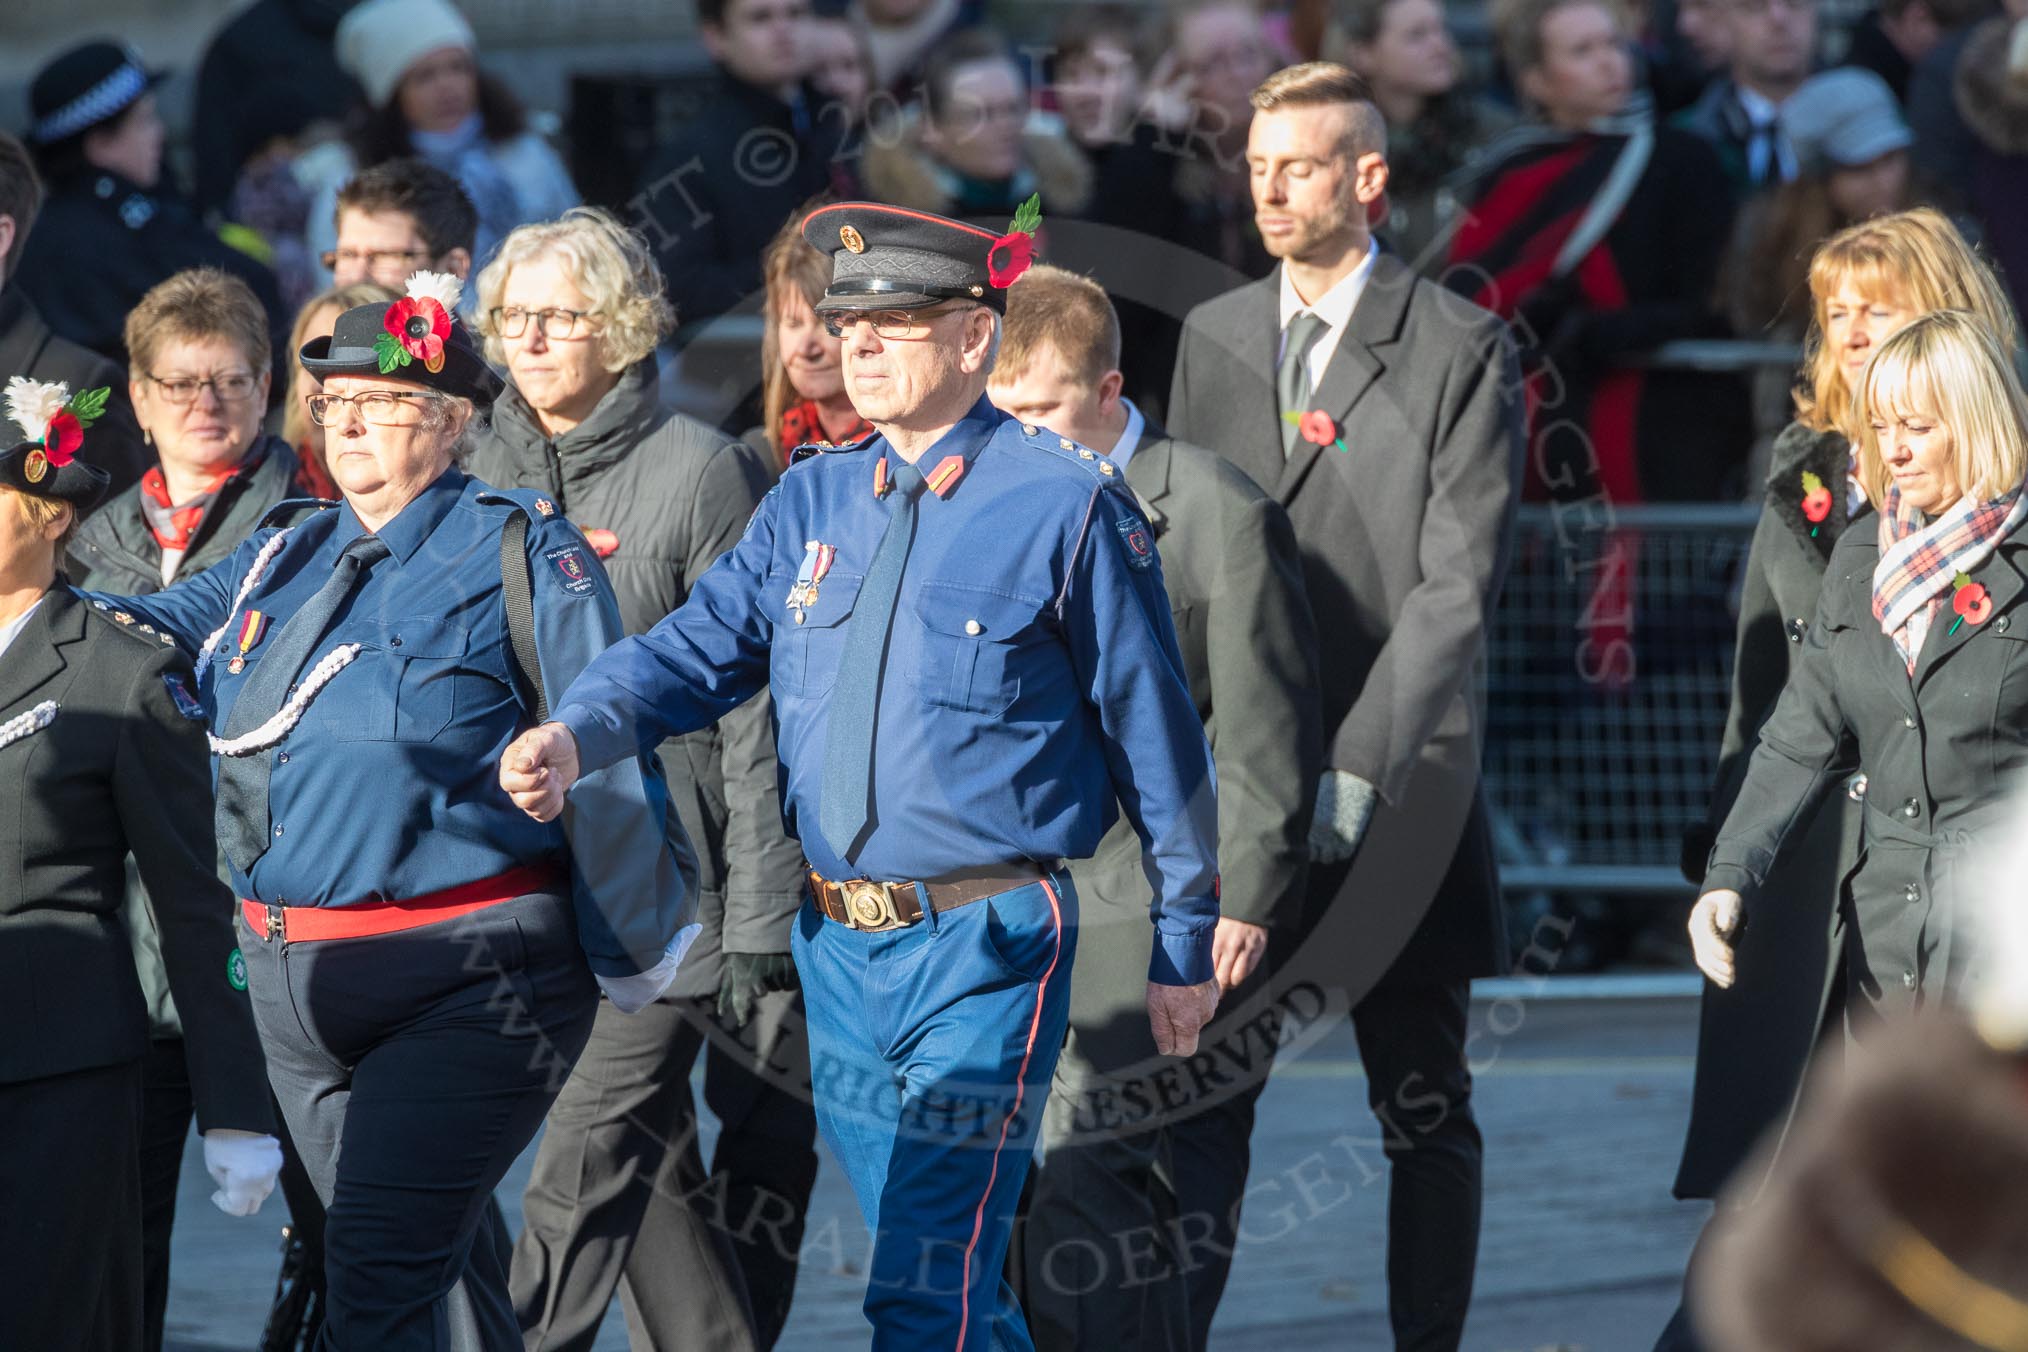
top-left (305, 390), bottom-right (440, 427)
top-left (490, 307), bottom-right (596, 340)
top-left (821, 304), bottom-right (962, 340)
top-left (148, 371), bottom-right (261, 404)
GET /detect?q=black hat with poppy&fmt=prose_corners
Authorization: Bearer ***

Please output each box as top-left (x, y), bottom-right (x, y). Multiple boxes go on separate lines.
top-left (2, 378), bottom-right (113, 510)
top-left (800, 196), bottom-right (1043, 315)
top-left (29, 40), bottom-right (167, 146)
top-left (299, 271), bottom-right (503, 405)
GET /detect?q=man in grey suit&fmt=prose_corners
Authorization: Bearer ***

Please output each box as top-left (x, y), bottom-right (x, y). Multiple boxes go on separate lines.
top-left (1167, 64), bottom-right (1523, 1350)
top-left (990, 265), bottom-right (1321, 1351)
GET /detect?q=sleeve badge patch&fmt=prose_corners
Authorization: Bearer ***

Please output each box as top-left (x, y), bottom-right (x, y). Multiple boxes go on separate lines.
top-left (1114, 516), bottom-right (1157, 571)
top-left (544, 545), bottom-right (597, 596)
top-left (162, 672), bottom-right (207, 722)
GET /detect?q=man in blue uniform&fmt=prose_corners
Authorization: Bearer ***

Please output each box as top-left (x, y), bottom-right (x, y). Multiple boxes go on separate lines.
top-left (501, 201), bottom-right (1221, 1350)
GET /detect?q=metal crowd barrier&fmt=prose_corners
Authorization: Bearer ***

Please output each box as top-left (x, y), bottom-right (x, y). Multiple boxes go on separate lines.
top-left (1484, 503), bottom-right (1763, 896)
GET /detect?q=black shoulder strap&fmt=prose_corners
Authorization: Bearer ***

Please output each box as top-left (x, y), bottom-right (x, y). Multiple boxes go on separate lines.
top-left (499, 510), bottom-right (549, 722)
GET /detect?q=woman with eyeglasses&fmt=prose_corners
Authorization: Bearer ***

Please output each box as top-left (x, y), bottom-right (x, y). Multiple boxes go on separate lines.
top-left (467, 207), bottom-right (817, 1351)
top-left (79, 271), bottom-right (698, 1350)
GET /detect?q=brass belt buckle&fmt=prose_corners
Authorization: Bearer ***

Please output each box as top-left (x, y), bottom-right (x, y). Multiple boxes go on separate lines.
top-left (265, 903), bottom-right (285, 941)
top-left (842, 880), bottom-right (904, 931)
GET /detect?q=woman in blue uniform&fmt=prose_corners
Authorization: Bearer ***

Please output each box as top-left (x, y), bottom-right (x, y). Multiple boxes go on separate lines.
top-left (82, 274), bottom-right (697, 1351)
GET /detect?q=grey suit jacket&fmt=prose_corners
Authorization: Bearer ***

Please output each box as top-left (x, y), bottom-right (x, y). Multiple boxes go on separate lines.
top-left (1065, 422), bottom-right (1322, 1074)
top-left (1168, 252), bottom-right (1523, 979)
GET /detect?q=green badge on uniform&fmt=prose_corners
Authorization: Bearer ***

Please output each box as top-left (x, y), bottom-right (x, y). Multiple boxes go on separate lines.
top-left (227, 947), bottom-right (247, 992)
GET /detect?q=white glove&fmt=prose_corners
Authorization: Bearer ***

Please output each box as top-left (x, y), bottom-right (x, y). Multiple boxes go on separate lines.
top-left (1309, 770), bottom-right (1378, 864)
top-left (203, 1129), bottom-right (283, 1217)
top-left (596, 922), bottom-right (703, 1014)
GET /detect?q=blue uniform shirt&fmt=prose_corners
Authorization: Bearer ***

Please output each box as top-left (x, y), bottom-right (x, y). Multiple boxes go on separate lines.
top-left (553, 397), bottom-right (1221, 986)
top-left (81, 467), bottom-right (694, 980)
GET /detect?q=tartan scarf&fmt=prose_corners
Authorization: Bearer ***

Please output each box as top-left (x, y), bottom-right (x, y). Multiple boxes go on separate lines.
top-left (1872, 480), bottom-right (2028, 672)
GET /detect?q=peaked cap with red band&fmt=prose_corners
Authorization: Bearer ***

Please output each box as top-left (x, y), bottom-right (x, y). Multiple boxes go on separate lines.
top-left (801, 201), bottom-right (1036, 314)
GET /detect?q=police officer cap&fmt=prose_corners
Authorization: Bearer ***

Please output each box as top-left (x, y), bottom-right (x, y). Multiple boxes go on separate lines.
top-left (801, 198), bottom-right (1044, 315)
top-left (29, 40), bottom-right (165, 146)
top-left (299, 271), bottom-right (504, 406)
top-left (0, 378), bottom-right (112, 511)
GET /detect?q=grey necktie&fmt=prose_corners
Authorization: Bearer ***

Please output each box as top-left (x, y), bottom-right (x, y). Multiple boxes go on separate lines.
top-left (819, 459), bottom-right (925, 862)
top-left (1278, 311), bottom-right (1330, 459)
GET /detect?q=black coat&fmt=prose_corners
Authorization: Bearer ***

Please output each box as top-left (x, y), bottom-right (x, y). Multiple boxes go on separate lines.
top-left (1706, 506), bottom-right (2028, 1013)
top-left (1169, 254), bottom-right (1523, 984)
top-left (1675, 422), bottom-right (1865, 1199)
top-left (14, 169), bottom-right (289, 373)
top-left (0, 586), bottom-right (271, 1132)
top-left (1065, 422), bottom-right (1321, 1074)
top-left (634, 69), bottom-right (853, 330)
top-left (466, 360), bottom-right (805, 994)
top-left (0, 283), bottom-right (149, 498)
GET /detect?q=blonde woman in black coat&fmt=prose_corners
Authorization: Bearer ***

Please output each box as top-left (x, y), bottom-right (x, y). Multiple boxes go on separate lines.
top-left (1676, 209), bottom-right (2020, 1200)
top-left (1696, 309), bottom-right (2028, 1017)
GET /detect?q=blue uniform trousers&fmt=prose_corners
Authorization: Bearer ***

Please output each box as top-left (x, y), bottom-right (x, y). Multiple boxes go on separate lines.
top-left (793, 871), bottom-right (1079, 1351)
top-left (243, 888), bottom-right (598, 1351)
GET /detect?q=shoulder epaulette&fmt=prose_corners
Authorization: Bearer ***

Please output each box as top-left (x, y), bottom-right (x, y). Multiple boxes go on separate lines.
top-left (788, 429), bottom-right (880, 468)
top-left (255, 496), bottom-right (339, 530)
top-left (474, 487), bottom-right (562, 520)
top-left (1010, 420), bottom-right (1129, 487)
top-left (82, 596), bottom-right (178, 647)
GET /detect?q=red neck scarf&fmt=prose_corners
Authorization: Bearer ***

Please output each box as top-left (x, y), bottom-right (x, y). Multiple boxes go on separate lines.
top-left (139, 462), bottom-right (240, 553)
top-left (778, 399), bottom-right (873, 467)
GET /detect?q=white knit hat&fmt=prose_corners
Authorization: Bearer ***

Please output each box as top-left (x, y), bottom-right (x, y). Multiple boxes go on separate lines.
top-left (336, 0), bottom-right (478, 110)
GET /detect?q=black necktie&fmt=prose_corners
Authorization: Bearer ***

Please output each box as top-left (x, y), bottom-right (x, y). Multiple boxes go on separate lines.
top-left (215, 535), bottom-right (390, 874)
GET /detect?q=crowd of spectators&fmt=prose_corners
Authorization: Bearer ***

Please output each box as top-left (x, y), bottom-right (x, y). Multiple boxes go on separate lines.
top-left (5, 0), bottom-right (2025, 509)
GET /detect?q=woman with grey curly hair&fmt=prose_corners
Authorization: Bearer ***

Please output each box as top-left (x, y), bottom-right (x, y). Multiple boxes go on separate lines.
top-left (468, 206), bottom-right (818, 1351)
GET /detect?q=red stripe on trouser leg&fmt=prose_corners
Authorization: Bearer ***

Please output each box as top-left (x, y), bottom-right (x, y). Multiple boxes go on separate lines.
top-left (955, 877), bottom-right (1063, 1351)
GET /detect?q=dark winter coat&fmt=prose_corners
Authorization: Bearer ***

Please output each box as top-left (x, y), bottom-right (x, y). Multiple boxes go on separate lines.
top-left (1705, 500), bottom-right (2028, 1016)
top-left (467, 357), bottom-right (805, 995)
top-left (1675, 421), bottom-right (1865, 1199)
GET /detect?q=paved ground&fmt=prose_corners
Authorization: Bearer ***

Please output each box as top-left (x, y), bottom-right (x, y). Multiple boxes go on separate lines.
top-left (163, 991), bottom-right (1708, 1351)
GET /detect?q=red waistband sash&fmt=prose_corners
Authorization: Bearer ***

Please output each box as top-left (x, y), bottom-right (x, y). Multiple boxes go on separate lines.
top-left (240, 863), bottom-right (563, 942)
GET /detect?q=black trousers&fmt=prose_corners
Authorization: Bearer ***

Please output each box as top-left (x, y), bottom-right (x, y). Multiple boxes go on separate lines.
top-left (1020, 1024), bottom-right (1196, 1352)
top-left (139, 1037), bottom-right (193, 1352)
top-left (244, 888), bottom-right (598, 1352)
top-left (1158, 971), bottom-right (1481, 1352)
top-left (0, 1058), bottom-right (144, 1352)
top-left (512, 986), bottom-right (818, 1352)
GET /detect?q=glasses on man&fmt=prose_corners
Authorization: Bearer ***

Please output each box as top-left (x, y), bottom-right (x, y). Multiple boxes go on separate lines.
top-left (821, 304), bottom-right (963, 340)
top-left (147, 371), bottom-right (261, 405)
top-left (305, 390), bottom-right (439, 427)
top-left (490, 307), bottom-right (596, 340)
top-left (321, 247), bottom-right (433, 275)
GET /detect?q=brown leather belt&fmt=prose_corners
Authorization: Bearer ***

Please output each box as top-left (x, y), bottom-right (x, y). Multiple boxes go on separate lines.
top-left (809, 863), bottom-right (1049, 932)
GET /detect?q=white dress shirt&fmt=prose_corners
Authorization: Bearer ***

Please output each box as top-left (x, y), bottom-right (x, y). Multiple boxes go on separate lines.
top-left (0, 597), bottom-right (44, 664)
top-left (1277, 241), bottom-right (1380, 395)
top-left (1105, 398), bottom-right (1149, 472)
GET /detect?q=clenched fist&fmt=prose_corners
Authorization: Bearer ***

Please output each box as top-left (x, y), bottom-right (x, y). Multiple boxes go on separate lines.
top-left (499, 722), bottom-right (582, 822)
